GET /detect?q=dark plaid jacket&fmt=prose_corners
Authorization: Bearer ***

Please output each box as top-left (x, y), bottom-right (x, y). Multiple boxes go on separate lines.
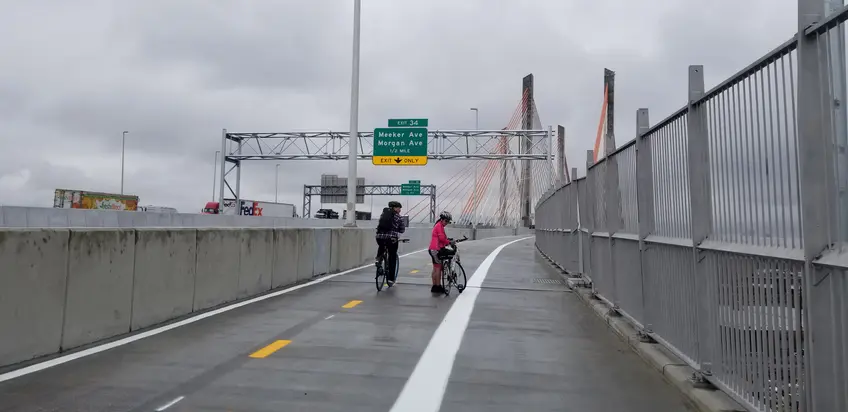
top-left (376, 211), bottom-right (406, 240)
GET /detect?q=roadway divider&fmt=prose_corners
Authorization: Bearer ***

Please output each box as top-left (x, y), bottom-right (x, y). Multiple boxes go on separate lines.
top-left (0, 226), bottom-right (524, 369)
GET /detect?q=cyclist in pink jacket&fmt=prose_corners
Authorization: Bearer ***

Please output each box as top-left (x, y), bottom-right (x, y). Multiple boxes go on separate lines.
top-left (428, 211), bottom-right (452, 294)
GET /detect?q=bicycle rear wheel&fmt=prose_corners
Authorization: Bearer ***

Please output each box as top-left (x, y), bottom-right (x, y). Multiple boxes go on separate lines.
top-left (454, 262), bottom-right (467, 293)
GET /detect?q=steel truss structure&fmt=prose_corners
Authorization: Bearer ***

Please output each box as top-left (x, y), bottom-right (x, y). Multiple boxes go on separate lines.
top-left (303, 184), bottom-right (436, 222)
top-left (217, 128), bottom-right (553, 217)
top-left (221, 129), bottom-right (551, 161)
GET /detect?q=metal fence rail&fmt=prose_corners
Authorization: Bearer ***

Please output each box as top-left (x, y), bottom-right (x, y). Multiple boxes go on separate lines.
top-left (535, 2), bottom-right (848, 410)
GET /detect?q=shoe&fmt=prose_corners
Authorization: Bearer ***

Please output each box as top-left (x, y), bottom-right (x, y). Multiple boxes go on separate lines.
top-left (387, 279), bottom-right (395, 287)
top-left (431, 285), bottom-right (444, 294)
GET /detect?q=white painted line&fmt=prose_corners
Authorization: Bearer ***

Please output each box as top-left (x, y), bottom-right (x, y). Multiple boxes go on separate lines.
top-left (389, 237), bottom-right (531, 412)
top-left (0, 249), bottom-right (427, 384)
top-left (324, 314), bottom-right (335, 320)
top-left (155, 395), bottom-right (185, 411)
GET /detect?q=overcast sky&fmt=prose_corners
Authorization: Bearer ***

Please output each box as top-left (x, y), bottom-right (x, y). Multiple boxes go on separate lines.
top-left (0, 0), bottom-right (798, 214)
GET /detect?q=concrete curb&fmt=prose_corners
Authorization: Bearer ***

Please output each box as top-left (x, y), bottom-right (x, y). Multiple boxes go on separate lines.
top-left (535, 246), bottom-right (747, 412)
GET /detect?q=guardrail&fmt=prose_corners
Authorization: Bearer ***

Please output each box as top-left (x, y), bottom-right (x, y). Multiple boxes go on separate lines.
top-left (0, 206), bottom-right (377, 229)
top-left (536, 4), bottom-right (848, 411)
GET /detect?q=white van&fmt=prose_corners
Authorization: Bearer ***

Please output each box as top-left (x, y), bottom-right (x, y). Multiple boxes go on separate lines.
top-left (138, 205), bottom-right (178, 214)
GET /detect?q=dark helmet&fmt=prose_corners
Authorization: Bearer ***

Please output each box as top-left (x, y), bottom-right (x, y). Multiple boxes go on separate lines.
top-left (388, 201), bottom-right (402, 208)
top-left (439, 211), bottom-right (452, 222)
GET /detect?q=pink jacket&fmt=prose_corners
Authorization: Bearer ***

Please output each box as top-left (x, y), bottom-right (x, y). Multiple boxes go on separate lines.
top-left (429, 221), bottom-right (449, 250)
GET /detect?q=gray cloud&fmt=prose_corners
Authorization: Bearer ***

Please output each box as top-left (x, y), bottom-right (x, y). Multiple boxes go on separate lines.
top-left (0, 0), bottom-right (799, 218)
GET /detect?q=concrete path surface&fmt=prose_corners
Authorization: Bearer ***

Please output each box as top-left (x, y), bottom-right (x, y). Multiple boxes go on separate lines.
top-left (0, 236), bottom-right (694, 412)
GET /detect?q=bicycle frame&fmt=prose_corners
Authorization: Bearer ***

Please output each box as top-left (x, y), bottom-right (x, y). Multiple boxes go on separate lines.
top-left (376, 238), bottom-right (408, 291)
top-left (439, 236), bottom-right (468, 295)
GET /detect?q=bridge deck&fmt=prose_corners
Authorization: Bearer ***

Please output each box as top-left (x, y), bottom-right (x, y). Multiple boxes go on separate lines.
top-left (0, 237), bottom-right (693, 412)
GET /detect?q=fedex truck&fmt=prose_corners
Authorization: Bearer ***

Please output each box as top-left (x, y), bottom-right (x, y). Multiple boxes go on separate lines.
top-left (202, 199), bottom-right (296, 218)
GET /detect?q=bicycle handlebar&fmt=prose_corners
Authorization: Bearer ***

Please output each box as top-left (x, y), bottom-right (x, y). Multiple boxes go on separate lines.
top-left (448, 235), bottom-right (469, 245)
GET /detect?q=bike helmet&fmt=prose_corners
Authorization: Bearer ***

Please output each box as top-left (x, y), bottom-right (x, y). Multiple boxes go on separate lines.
top-left (439, 211), bottom-right (452, 222)
top-left (388, 201), bottom-right (402, 208)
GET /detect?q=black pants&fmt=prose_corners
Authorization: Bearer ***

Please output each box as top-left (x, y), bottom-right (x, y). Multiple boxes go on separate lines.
top-left (376, 238), bottom-right (399, 281)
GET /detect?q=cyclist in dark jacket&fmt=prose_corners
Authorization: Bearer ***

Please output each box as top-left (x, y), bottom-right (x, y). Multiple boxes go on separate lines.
top-left (376, 201), bottom-right (406, 285)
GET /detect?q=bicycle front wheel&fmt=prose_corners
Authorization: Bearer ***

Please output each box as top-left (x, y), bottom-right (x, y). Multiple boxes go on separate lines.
top-left (375, 266), bottom-right (386, 291)
top-left (441, 262), bottom-right (452, 296)
top-left (393, 254), bottom-right (400, 284)
top-left (454, 262), bottom-right (467, 293)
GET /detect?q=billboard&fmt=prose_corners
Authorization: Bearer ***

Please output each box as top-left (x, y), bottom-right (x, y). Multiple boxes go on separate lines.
top-left (319, 174), bottom-right (365, 204)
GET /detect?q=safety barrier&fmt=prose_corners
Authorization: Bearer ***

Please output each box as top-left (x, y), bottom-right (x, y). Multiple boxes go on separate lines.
top-left (0, 225), bottom-right (517, 369)
top-left (536, 6), bottom-right (848, 409)
top-left (0, 206), bottom-right (378, 229)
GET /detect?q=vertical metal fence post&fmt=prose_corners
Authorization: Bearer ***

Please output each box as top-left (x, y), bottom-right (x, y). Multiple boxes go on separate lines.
top-left (585, 150), bottom-right (596, 285)
top-left (686, 65), bottom-right (714, 379)
top-left (605, 139), bottom-right (623, 313)
top-left (635, 108), bottom-right (655, 339)
top-left (574, 167), bottom-right (584, 274)
top-left (797, 1), bottom-right (838, 409)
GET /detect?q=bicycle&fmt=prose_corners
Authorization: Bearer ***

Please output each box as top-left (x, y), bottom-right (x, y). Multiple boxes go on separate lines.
top-left (375, 238), bottom-right (409, 291)
top-left (438, 236), bottom-right (468, 296)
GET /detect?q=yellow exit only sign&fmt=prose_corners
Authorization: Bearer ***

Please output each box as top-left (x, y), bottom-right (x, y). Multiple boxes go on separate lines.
top-left (372, 156), bottom-right (428, 166)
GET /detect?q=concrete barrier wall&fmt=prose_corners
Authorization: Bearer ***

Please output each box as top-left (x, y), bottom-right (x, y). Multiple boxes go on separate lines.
top-left (63, 229), bottom-right (135, 349)
top-left (0, 206), bottom-right (378, 229)
top-left (476, 228), bottom-right (518, 239)
top-left (131, 229), bottom-right (198, 330)
top-left (0, 225), bottom-right (521, 369)
top-left (0, 229), bottom-right (69, 367)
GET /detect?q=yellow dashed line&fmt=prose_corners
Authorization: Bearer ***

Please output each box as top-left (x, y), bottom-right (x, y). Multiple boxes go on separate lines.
top-left (249, 340), bottom-right (291, 358)
top-left (342, 300), bottom-right (363, 309)
top-left (410, 270), bottom-right (419, 274)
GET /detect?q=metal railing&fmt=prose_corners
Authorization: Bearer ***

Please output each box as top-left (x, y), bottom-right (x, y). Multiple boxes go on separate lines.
top-left (535, 2), bottom-right (848, 411)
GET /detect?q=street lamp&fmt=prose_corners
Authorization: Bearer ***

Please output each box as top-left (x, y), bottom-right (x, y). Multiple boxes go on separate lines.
top-left (470, 108), bottom-right (479, 228)
top-left (212, 151), bottom-right (220, 201)
top-left (345, 0), bottom-right (362, 228)
top-left (121, 131), bottom-right (129, 194)
top-left (275, 164), bottom-right (280, 203)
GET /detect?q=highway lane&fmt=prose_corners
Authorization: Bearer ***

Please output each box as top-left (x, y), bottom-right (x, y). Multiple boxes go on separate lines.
top-left (0, 236), bottom-right (693, 411)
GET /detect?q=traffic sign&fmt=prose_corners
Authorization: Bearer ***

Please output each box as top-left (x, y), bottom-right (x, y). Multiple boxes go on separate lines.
top-left (372, 127), bottom-right (428, 166)
top-left (408, 180), bottom-right (420, 185)
top-left (400, 183), bottom-right (421, 195)
top-left (388, 118), bottom-right (428, 127)
top-left (373, 156), bottom-right (427, 165)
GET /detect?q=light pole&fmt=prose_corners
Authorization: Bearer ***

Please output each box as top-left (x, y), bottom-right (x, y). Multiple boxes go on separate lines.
top-left (470, 108), bottom-right (479, 228)
top-left (345, 0), bottom-right (361, 227)
top-left (212, 150), bottom-right (220, 201)
top-left (121, 131), bottom-right (129, 194)
top-left (275, 164), bottom-right (280, 203)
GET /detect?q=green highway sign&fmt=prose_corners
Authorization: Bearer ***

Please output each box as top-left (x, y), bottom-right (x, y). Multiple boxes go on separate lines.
top-left (408, 180), bottom-right (420, 185)
top-left (400, 183), bottom-right (421, 196)
top-left (388, 118), bottom-right (428, 127)
top-left (372, 127), bottom-right (428, 166)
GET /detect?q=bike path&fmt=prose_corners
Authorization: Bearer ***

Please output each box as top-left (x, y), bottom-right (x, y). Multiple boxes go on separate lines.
top-left (437, 238), bottom-right (694, 412)
top-left (0, 236), bottom-right (692, 411)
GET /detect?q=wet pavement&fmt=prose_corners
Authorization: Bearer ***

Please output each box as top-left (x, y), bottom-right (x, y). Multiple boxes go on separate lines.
top-left (0, 236), bottom-right (694, 412)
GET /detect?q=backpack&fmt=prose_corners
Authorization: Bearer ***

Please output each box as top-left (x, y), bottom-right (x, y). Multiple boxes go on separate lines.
top-left (376, 208), bottom-right (394, 233)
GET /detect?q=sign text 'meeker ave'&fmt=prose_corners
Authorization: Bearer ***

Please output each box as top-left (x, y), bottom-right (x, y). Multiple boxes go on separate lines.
top-left (372, 127), bottom-right (428, 166)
